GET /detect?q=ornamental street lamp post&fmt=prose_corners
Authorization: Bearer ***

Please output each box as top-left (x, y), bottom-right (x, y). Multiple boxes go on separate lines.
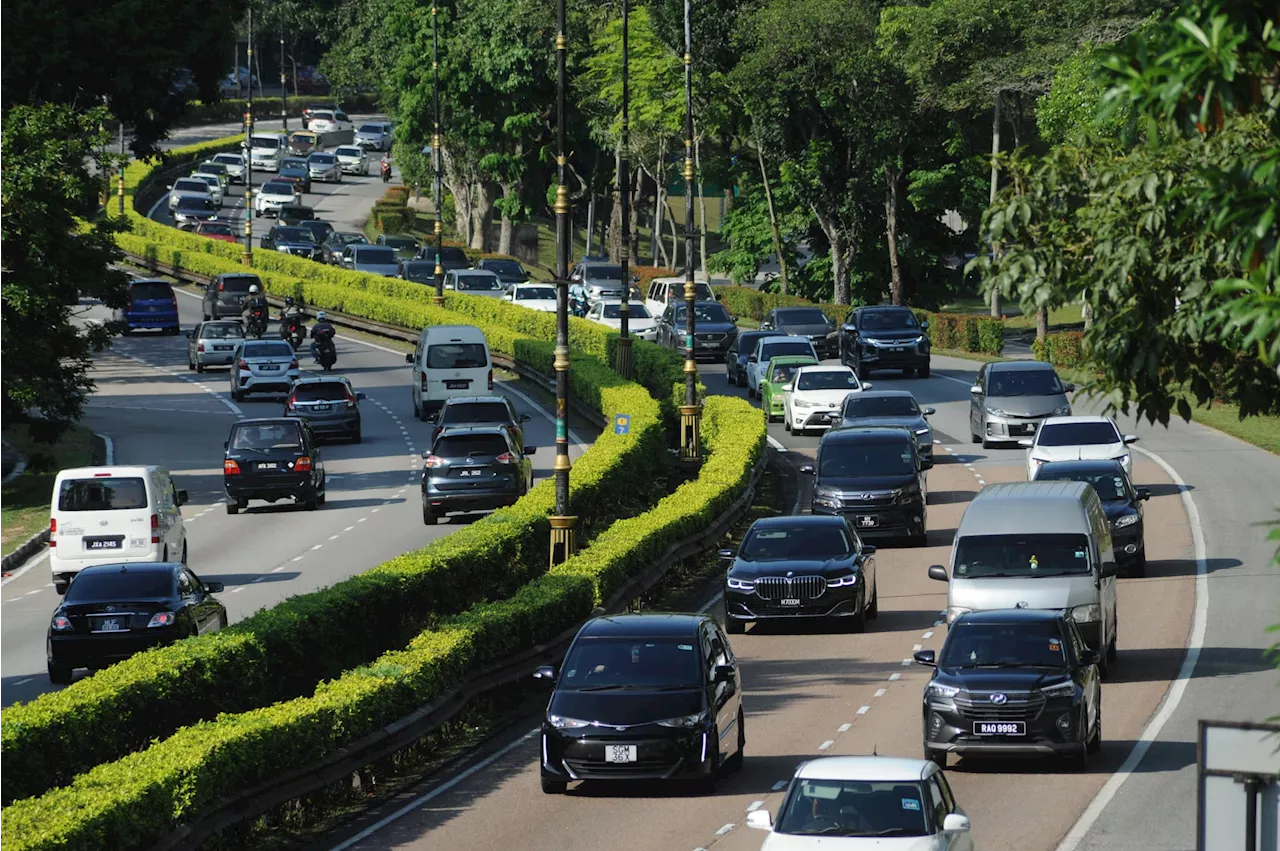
top-left (679, 0), bottom-right (701, 462)
top-left (549, 0), bottom-right (577, 564)
top-left (431, 1), bottom-right (445, 306)
top-left (280, 28), bottom-right (288, 131)
top-left (613, 0), bottom-right (634, 379)
top-left (242, 10), bottom-right (255, 266)
top-left (117, 117), bottom-right (125, 217)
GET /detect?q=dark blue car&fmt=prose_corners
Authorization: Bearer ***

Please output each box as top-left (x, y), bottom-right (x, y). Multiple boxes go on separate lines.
top-left (118, 279), bottom-right (180, 335)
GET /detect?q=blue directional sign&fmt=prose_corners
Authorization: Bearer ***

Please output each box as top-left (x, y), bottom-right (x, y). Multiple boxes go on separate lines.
top-left (614, 414), bottom-right (631, 435)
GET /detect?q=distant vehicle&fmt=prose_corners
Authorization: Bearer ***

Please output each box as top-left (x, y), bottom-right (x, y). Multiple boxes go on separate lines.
top-left (115, 278), bottom-right (179, 336)
top-left (507, 283), bottom-right (558, 313)
top-left (253, 180), bottom-right (298, 217)
top-left (1022, 415), bottom-right (1138, 480)
top-left (476, 257), bottom-right (529, 285)
top-left (428, 395), bottom-right (531, 449)
top-left (203, 273), bottom-right (262, 320)
top-left (746, 336), bottom-right (818, 399)
top-left (307, 152), bottom-right (342, 183)
top-left (657, 300), bottom-right (739, 362)
top-left (192, 162), bottom-right (230, 193)
top-left (305, 109), bottom-right (353, 134)
top-left (760, 306), bottom-right (838, 359)
top-left (445, 269), bottom-right (505, 296)
top-left (834, 389), bottom-right (933, 455)
top-left (323, 231), bottom-right (369, 264)
top-left (186, 320), bottom-right (247, 372)
top-left (376, 233), bottom-right (419, 260)
top-left (260, 226), bottom-right (323, 262)
top-left (284, 376), bottom-right (365, 443)
top-left (194, 221), bottom-right (237, 243)
top-left (207, 153), bottom-right (247, 184)
top-left (288, 130), bottom-right (322, 157)
top-left (354, 121), bottom-right (394, 151)
top-left (172, 196), bottom-right (218, 229)
top-left (1033, 459), bottom-right (1150, 576)
top-left (398, 259), bottom-right (438, 284)
top-left (341, 244), bottom-right (400, 276)
top-left (333, 145), bottom-right (370, 175)
top-left (725, 330), bottom-right (782, 388)
top-left (277, 204), bottom-right (317, 227)
top-left (420, 426), bottom-right (536, 525)
top-left (839, 305), bottom-right (931, 378)
top-left (415, 244), bottom-right (470, 272)
top-left (249, 134), bottom-right (288, 172)
top-left (781, 365), bottom-right (872, 435)
top-left (760, 355), bottom-right (819, 423)
top-left (229, 340), bottom-right (301, 402)
top-left (970, 360), bottom-right (1073, 448)
top-left (222, 417), bottom-right (326, 512)
top-left (585, 299), bottom-right (658, 341)
top-left (296, 219), bottom-right (335, 245)
top-left (277, 157), bottom-right (312, 193)
top-left (167, 177), bottom-right (213, 211)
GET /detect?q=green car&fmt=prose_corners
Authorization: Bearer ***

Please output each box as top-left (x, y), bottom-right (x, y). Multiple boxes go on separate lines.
top-left (761, 355), bottom-right (818, 422)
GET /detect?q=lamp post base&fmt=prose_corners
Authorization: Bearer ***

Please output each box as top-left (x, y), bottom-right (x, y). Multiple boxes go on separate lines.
top-left (241, 250), bottom-right (253, 267)
top-left (678, 404), bottom-right (703, 463)
top-left (549, 515), bottom-right (579, 566)
top-left (432, 295), bottom-right (445, 307)
top-left (614, 335), bottom-right (634, 379)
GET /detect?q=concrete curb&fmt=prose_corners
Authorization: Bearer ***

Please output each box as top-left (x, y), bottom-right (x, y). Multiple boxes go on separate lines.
top-left (1, 531), bottom-right (48, 575)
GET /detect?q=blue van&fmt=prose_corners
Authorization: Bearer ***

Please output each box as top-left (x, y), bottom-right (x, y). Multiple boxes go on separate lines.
top-left (118, 279), bottom-right (180, 335)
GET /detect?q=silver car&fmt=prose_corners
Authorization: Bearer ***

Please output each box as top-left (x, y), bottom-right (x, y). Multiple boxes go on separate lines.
top-left (186, 320), bottom-right (247, 372)
top-left (969, 360), bottom-right (1075, 448)
top-left (168, 177), bottom-right (214, 211)
top-left (354, 121), bottom-right (393, 151)
top-left (208, 153), bottom-right (247, 184)
top-left (341, 244), bottom-right (400, 277)
top-left (333, 145), bottom-right (369, 175)
top-left (307, 152), bottom-right (342, 183)
top-left (445, 269), bottom-right (506, 297)
top-left (229, 339), bottom-right (301, 402)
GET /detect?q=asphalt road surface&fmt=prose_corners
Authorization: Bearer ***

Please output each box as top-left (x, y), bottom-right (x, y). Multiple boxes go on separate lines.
top-left (0, 291), bottom-right (590, 708)
top-left (320, 350), bottom-right (1277, 851)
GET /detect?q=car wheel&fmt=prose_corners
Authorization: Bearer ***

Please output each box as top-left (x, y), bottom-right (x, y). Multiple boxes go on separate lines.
top-left (783, 418), bottom-right (791, 432)
top-left (351, 425), bottom-right (362, 444)
top-left (180, 544), bottom-right (188, 566)
top-left (724, 708), bottom-right (745, 773)
top-left (218, 613), bottom-right (229, 630)
top-left (187, 359), bottom-right (195, 372)
top-left (231, 388), bottom-right (243, 402)
top-left (422, 505), bottom-right (437, 525)
top-left (122, 327), bottom-right (132, 336)
top-left (981, 438), bottom-right (995, 450)
top-left (867, 582), bottom-right (879, 619)
top-left (53, 579), bottom-right (68, 596)
top-left (47, 656), bottom-right (74, 685)
top-left (924, 742), bottom-right (947, 769)
top-left (196, 363), bottom-right (206, 374)
top-left (725, 614), bottom-right (744, 635)
top-left (226, 501), bottom-right (239, 515)
top-left (1106, 629), bottom-right (1118, 664)
top-left (919, 364), bottom-right (931, 378)
top-left (700, 729), bottom-right (720, 793)
top-left (1068, 726), bottom-right (1090, 771)
top-left (1129, 549), bottom-right (1147, 578)
top-left (541, 777), bottom-right (566, 795)
top-left (846, 594), bottom-right (867, 633)
top-left (303, 494), bottom-right (319, 511)
top-left (1087, 703), bottom-right (1102, 754)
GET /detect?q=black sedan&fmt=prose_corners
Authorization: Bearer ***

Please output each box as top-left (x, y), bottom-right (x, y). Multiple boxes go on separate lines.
top-left (260, 226), bottom-right (324, 261)
top-left (914, 608), bottom-right (1102, 770)
top-left (477, 257), bottom-right (530, 285)
top-left (725, 330), bottom-right (781, 387)
top-left (722, 515), bottom-right (878, 634)
top-left (278, 157), bottom-right (313, 193)
top-left (536, 612), bottom-right (744, 794)
top-left (223, 417), bottom-right (327, 513)
top-left (1033, 459), bottom-right (1150, 576)
top-left (421, 425), bottom-right (535, 525)
top-left (47, 562), bottom-right (226, 683)
top-left (760, 306), bottom-right (839, 358)
top-left (398, 260), bottom-right (437, 285)
top-left (836, 390), bottom-right (937, 458)
top-left (657, 300), bottom-right (739, 362)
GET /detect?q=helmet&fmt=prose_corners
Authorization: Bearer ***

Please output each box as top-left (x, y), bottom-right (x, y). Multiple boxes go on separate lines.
top-left (249, 285), bottom-right (260, 295)
top-left (285, 296), bottom-right (295, 306)
top-left (316, 311), bottom-right (328, 321)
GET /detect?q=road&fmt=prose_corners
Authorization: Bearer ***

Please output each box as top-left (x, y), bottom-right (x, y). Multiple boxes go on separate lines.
top-left (321, 350), bottom-right (1278, 851)
top-left (0, 287), bottom-right (590, 708)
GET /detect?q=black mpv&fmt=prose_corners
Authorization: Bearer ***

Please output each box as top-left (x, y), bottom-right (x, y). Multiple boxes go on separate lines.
top-left (1034, 459), bottom-right (1150, 576)
top-left (223, 418), bottom-right (326, 513)
top-left (914, 608), bottom-right (1102, 770)
top-left (536, 613), bottom-right (745, 794)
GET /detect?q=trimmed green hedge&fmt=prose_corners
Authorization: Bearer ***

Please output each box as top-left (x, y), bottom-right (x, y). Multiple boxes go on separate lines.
top-left (1031, 331), bottom-right (1086, 367)
top-left (0, 397), bottom-right (765, 851)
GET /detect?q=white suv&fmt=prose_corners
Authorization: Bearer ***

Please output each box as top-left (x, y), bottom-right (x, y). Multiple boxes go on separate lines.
top-left (253, 180), bottom-right (298, 218)
top-left (306, 110), bottom-right (353, 134)
top-left (230, 339), bottom-right (301, 401)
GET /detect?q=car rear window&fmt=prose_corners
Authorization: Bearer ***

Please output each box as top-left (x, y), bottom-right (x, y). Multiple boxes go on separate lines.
top-left (242, 341), bottom-right (293, 358)
top-left (293, 382), bottom-right (349, 402)
top-left (310, 111), bottom-right (334, 121)
top-left (434, 434), bottom-right (508, 457)
top-left (760, 340), bottom-right (814, 358)
top-left (442, 402), bottom-right (510, 424)
top-left (355, 247), bottom-right (396, 264)
top-left (66, 571), bottom-right (173, 602)
top-left (58, 477), bottom-right (148, 511)
top-left (229, 422), bottom-right (303, 449)
top-left (201, 323), bottom-right (243, 339)
top-left (174, 180), bottom-right (207, 191)
top-left (263, 181), bottom-right (295, 194)
top-left (274, 228), bottom-right (316, 243)
top-left (130, 282), bottom-right (173, 301)
top-left (426, 343), bottom-right (488, 369)
top-left (219, 276), bottom-right (259, 293)
top-left (252, 137), bottom-right (281, 150)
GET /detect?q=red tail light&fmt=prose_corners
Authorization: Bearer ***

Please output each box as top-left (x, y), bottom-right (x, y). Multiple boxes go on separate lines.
top-left (197, 342), bottom-right (206, 352)
top-left (424, 454), bottom-right (445, 468)
top-left (218, 281), bottom-right (226, 292)
top-left (488, 369), bottom-right (494, 391)
top-left (295, 456), bottom-right (313, 472)
top-left (495, 452), bottom-right (516, 464)
top-left (150, 513), bottom-right (160, 544)
top-left (286, 391), bottom-right (296, 409)
top-left (49, 518), bottom-right (56, 547)
top-left (421, 371), bottom-right (429, 391)
top-left (224, 459), bottom-right (241, 475)
top-left (345, 390), bottom-right (358, 408)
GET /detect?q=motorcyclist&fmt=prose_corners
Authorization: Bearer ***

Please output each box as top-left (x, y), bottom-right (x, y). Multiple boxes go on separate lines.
top-left (310, 311), bottom-right (337, 363)
top-left (279, 295), bottom-right (307, 346)
top-left (380, 155), bottom-right (392, 183)
top-left (242, 285), bottom-right (268, 334)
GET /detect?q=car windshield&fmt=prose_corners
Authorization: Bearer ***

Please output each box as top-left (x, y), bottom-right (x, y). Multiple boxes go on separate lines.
top-left (213, 154), bottom-right (242, 165)
top-left (559, 637), bottom-right (701, 689)
top-left (455, 275), bottom-right (503, 291)
top-left (359, 123), bottom-right (384, 133)
top-left (759, 340), bottom-right (814, 359)
top-left (274, 228), bottom-right (316, 243)
top-left (776, 779), bottom-right (930, 838)
top-left (66, 571), bottom-right (173, 602)
top-left (584, 264), bottom-right (624, 280)
top-left (601, 303), bottom-right (651, 319)
top-left (433, 433), bottom-right (507, 456)
top-left (819, 440), bottom-right (915, 477)
top-left (777, 309), bottom-right (830, 326)
top-left (987, 369), bottom-right (1064, 397)
top-left (200, 323), bottom-right (243, 339)
top-left (423, 246), bottom-right (469, 262)
top-left (859, 310), bottom-right (918, 331)
top-left (58, 477), bottom-right (148, 511)
top-left (177, 197), bottom-right (215, 211)
top-left (797, 370), bottom-right (859, 391)
top-left (484, 260), bottom-right (524, 275)
top-left (1036, 469), bottom-right (1129, 501)
top-left (954, 533), bottom-right (1092, 578)
top-left (674, 303), bottom-right (732, 324)
top-left (940, 620), bottom-right (1070, 668)
top-left (263, 182), bottom-right (294, 195)
top-left (281, 159), bottom-right (306, 170)
top-left (230, 422), bottom-right (302, 449)
top-left (199, 223), bottom-right (234, 236)
top-left (1037, 422), bottom-right (1119, 447)
top-left (768, 363), bottom-right (809, 385)
top-left (293, 382), bottom-right (348, 402)
top-left (335, 146), bottom-right (363, 157)
top-left (401, 262), bottom-right (435, 282)
top-left (218, 276), bottom-right (259, 293)
top-left (426, 343), bottom-right (487, 369)
top-left (515, 286), bottom-right (556, 301)
top-left (442, 402), bottom-right (510, 424)
top-left (333, 233), bottom-right (367, 246)
top-left (842, 396), bottom-right (920, 418)
top-left (311, 154), bottom-right (336, 164)
top-left (354, 248), bottom-right (397, 265)
top-left (739, 523), bottom-right (854, 561)
top-left (242, 341), bottom-right (292, 358)
top-left (174, 180), bottom-right (207, 192)
top-left (251, 137), bottom-right (280, 150)
top-left (381, 236), bottom-right (417, 249)
top-left (130, 283), bottom-right (173, 301)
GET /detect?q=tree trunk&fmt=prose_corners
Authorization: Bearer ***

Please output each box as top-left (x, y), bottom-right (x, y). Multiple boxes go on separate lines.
top-left (813, 207), bottom-right (851, 305)
top-left (667, 198), bottom-right (679, 269)
top-left (1082, 300), bottom-right (1093, 330)
top-left (498, 182), bottom-right (515, 255)
top-left (254, 44), bottom-right (265, 98)
top-left (631, 166), bottom-right (643, 264)
top-left (885, 162), bottom-right (905, 306)
top-left (471, 181), bottom-right (498, 251)
top-left (693, 126), bottom-right (708, 276)
top-left (608, 140), bottom-right (622, 262)
top-left (650, 156), bottom-right (669, 267)
top-left (1036, 306), bottom-right (1049, 341)
top-left (584, 195), bottom-right (596, 258)
top-left (756, 136), bottom-right (788, 294)
top-left (989, 92), bottom-right (1002, 317)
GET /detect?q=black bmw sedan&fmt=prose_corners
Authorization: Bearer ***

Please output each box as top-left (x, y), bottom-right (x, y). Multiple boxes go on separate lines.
top-left (536, 613), bottom-right (744, 794)
top-left (47, 562), bottom-right (226, 683)
top-left (914, 608), bottom-right (1102, 771)
top-left (721, 515), bottom-right (878, 634)
top-left (1032, 459), bottom-right (1150, 576)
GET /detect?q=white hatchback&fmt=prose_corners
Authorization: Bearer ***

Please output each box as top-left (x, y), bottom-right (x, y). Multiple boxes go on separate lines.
top-left (783, 365), bottom-right (871, 434)
top-left (586, 298), bottom-right (658, 341)
top-left (230, 339), bottom-right (301, 401)
top-left (333, 145), bottom-right (370, 175)
top-left (507, 283), bottom-right (558, 312)
top-left (306, 110), bottom-right (353, 134)
top-left (253, 181), bottom-right (299, 217)
top-left (1022, 415), bottom-right (1138, 479)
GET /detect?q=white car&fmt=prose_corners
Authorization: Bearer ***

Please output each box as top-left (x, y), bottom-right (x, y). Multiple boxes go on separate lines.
top-left (167, 177), bottom-right (214, 211)
top-left (208, 153), bottom-right (247, 183)
top-left (249, 135), bottom-right (287, 172)
top-left (187, 173), bottom-right (225, 207)
top-left (253, 180), bottom-right (299, 218)
top-left (306, 110), bottom-right (353, 134)
top-left (586, 298), bottom-right (658, 341)
top-left (783, 365), bottom-right (871, 434)
top-left (307, 152), bottom-right (343, 183)
top-left (1022, 415), bottom-right (1138, 480)
top-left (507, 283), bottom-right (558, 312)
top-left (334, 145), bottom-right (370, 175)
top-left (746, 756), bottom-right (975, 850)
top-left (747, 335), bottom-right (819, 399)
top-left (229, 339), bottom-right (300, 402)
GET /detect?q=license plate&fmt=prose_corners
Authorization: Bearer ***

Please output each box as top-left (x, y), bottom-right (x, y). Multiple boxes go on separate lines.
top-left (83, 536), bottom-right (122, 550)
top-left (260, 364), bottom-right (281, 371)
top-left (97, 618), bottom-right (126, 632)
top-left (458, 469), bottom-right (481, 477)
top-left (974, 721), bottom-right (1026, 736)
top-left (604, 745), bottom-right (638, 763)
top-left (258, 462), bottom-right (278, 470)
top-left (445, 380), bottom-right (470, 390)
top-left (890, 346), bottom-right (904, 352)
top-left (312, 404), bottom-right (331, 412)
top-left (856, 516), bottom-right (878, 528)
top-left (780, 598), bottom-right (801, 606)
top-left (214, 345), bottom-right (232, 351)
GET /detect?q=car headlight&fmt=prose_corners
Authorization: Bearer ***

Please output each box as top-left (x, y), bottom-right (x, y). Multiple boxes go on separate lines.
top-left (548, 714), bottom-right (591, 729)
top-left (726, 576), bottom-right (755, 592)
top-left (1053, 404), bottom-right (1072, 416)
top-left (795, 399), bottom-right (814, 408)
top-left (827, 573), bottom-right (858, 588)
top-left (946, 606), bottom-right (972, 624)
top-left (912, 335), bottom-right (925, 344)
top-left (1040, 680), bottom-right (1077, 699)
top-left (926, 682), bottom-right (960, 700)
top-left (1071, 604), bottom-right (1101, 623)
top-left (812, 489), bottom-right (840, 509)
top-left (1113, 513), bottom-right (1139, 529)
top-left (656, 711), bottom-right (708, 728)
top-left (986, 405), bottom-right (1007, 416)
top-left (1031, 457), bottom-right (1047, 468)
top-left (915, 427), bottom-right (931, 436)
top-left (1113, 454), bottom-right (1129, 466)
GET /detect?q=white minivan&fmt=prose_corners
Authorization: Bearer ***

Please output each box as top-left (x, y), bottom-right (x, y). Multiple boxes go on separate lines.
top-left (49, 466), bottom-right (189, 594)
top-left (406, 325), bottom-right (494, 421)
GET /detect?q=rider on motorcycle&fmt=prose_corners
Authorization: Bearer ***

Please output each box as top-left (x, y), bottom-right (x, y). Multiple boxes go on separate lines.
top-left (380, 155), bottom-right (392, 182)
top-left (242, 285), bottom-right (268, 332)
top-left (310, 311), bottom-right (337, 363)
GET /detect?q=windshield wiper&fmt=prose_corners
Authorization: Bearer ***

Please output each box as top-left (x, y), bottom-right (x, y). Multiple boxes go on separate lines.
top-left (968, 661), bottom-right (1054, 669)
top-left (575, 684), bottom-right (637, 692)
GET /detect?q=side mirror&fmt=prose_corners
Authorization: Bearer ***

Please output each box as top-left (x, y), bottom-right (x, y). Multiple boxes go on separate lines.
top-left (1080, 649), bottom-right (1102, 666)
top-left (533, 665), bottom-right (557, 681)
top-left (1123, 434), bottom-right (1139, 444)
top-left (914, 649), bottom-right (937, 667)
top-left (783, 382), bottom-right (795, 392)
top-left (748, 354), bottom-right (757, 363)
top-left (920, 320), bottom-right (930, 330)
top-left (1017, 438), bottom-right (1034, 447)
top-left (356, 392), bottom-right (367, 400)
top-left (205, 581), bottom-right (225, 593)
top-left (928, 565), bottom-right (949, 582)
top-left (861, 545), bottom-right (877, 556)
top-left (712, 664), bottom-right (735, 683)
top-left (731, 315), bottom-right (739, 323)
top-left (421, 450), bottom-right (431, 459)
top-left (1100, 561), bottom-right (1119, 578)
top-left (185, 330), bottom-right (193, 338)
top-left (223, 441), bottom-right (229, 449)
top-left (525, 446), bottom-right (538, 454)
top-left (922, 406), bottom-right (936, 416)
top-left (942, 813), bottom-right (971, 833)
top-left (969, 384), bottom-right (982, 394)
top-left (920, 458), bottom-right (934, 471)
top-left (519, 413), bottom-right (532, 423)
top-left (760, 323), bottom-right (772, 330)
top-left (861, 382), bottom-right (873, 390)
top-left (798, 464), bottom-right (814, 475)
top-left (166, 184), bottom-right (173, 190)
top-left (405, 352), bottom-right (414, 364)
top-left (718, 548), bottom-right (735, 560)
top-left (1063, 382), bottom-right (1076, 392)
top-left (176, 489), bottom-right (189, 506)
top-left (1136, 487), bottom-right (1151, 501)
top-left (746, 810), bottom-right (773, 831)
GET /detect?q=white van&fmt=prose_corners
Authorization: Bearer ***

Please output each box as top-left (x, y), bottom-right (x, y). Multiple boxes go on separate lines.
top-left (644, 275), bottom-right (715, 320)
top-left (406, 325), bottom-right (493, 421)
top-left (49, 466), bottom-right (189, 594)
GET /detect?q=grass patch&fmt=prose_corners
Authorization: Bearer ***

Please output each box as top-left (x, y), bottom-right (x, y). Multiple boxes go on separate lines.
top-left (1182, 402), bottom-right (1280, 454)
top-left (940, 296), bottom-right (1083, 331)
top-left (1, 425), bottom-right (99, 557)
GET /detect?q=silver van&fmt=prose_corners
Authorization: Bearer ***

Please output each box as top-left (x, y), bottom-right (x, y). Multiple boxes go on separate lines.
top-left (968, 360), bottom-right (1074, 447)
top-left (927, 481), bottom-right (1119, 674)
top-left (406, 324), bottom-right (493, 421)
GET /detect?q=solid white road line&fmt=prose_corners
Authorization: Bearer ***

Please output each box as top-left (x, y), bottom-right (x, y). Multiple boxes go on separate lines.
top-left (1054, 445), bottom-right (1209, 851)
top-left (1, 549), bottom-right (50, 587)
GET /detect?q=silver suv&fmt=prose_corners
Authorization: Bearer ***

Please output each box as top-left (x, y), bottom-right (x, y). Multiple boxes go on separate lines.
top-left (354, 122), bottom-right (393, 152)
top-left (968, 360), bottom-right (1074, 448)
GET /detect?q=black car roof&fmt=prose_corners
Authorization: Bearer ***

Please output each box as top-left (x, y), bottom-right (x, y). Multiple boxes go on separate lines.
top-left (953, 608), bottom-right (1066, 625)
top-left (748, 514), bottom-right (851, 530)
top-left (823, 425), bottom-right (915, 442)
top-left (848, 389), bottom-right (917, 401)
top-left (75, 562), bottom-right (181, 577)
top-left (859, 305), bottom-right (914, 313)
top-left (292, 375), bottom-right (349, 386)
top-left (232, 416), bottom-right (306, 427)
top-left (578, 612), bottom-right (709, 638)
top-left (989, 360), bottom-right (1059, 373)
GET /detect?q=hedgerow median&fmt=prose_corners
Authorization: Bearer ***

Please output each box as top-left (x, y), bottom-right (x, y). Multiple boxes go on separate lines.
top-left (0, 395), bottom-right (764, 851)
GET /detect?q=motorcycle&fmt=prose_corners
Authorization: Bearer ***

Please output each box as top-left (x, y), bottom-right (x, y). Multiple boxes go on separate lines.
top-left (279, 311), bottom-right (307, 350)
top-left (315, 336), bottom-right (337, 371)
top-left (380, 161), bottom-right (391, 183)
top-left (569, 288), bottom-right (588, 317)
top-left (244, 306), bottom-right (268, 339)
